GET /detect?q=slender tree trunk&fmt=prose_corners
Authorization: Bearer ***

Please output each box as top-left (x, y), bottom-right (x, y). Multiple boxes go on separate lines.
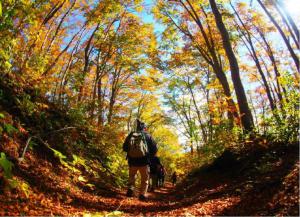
top-left (181, 99), bottom-right (199, 147)
top-left (77, 24), bottom-right (99, 102)
top-left (257, 0), bottom-right (299, 72)
top-left (273, 3), bottom-right (299, 49)
top-left (256, 26), bottom-right (287, 111)
top-left (43, 26), bottom-right (84, 76)
top-left (107, 67), bottom-right (122, 124)
top-left (58, 32), bottom-right (83, 103)
top-left (167, 96), bottom-right (194, 147)
top-left (97, 77), bottom-right (104, 127)
top-left (40, 20), bottom-right (55, 51)
top-left (276, 0), bottom-right (299, 49)
top-left (248, 91), bottom-right (259, 133)
top-left (231, 5), bottom-right (276, 112)
top-left (47, 0), bottom-right (76, 53)
top-left (205, 69), bottom-right (213, 142)
top-left (209, 0), bottom-right (254, 132)
top-left (186, 78), bottom-right (208, 144)
top-left (42, 0), bottom-right (66, 25)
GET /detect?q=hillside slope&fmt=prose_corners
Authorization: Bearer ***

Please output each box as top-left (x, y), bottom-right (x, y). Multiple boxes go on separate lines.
top-left (168, 142), bottom-right (299, 216)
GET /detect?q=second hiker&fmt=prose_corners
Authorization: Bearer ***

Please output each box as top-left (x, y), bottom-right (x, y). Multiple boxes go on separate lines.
top-left (149, 154), bottom-right (161, 192)
top-left (171, 171), bottom-right (177, 186)
top-left (158, 165), bottom-right (166, 187)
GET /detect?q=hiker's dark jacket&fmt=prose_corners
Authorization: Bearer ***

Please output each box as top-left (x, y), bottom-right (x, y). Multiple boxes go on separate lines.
top-left (158, 166), bottom-right (165, 178)
top-left (149, 156), bottom-right (161, 174)
top-left (123, 131), bottom-right (157, 166)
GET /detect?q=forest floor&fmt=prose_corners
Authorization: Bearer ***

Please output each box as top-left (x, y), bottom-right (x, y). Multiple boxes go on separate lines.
top-left (0, 142), bottom-right (299, 216)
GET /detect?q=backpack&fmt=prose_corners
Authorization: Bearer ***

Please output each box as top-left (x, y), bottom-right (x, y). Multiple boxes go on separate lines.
top-left (127, 132), bottom-right (148, 158)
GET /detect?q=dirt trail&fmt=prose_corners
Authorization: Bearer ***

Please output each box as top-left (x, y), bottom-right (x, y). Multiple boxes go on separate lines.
top-left (1, 160), bottom-right (298, 216)
top-left (116, 182), bottom-right (178, 215)
top-left (114, 177), bottom-right (244, 216)
top-left (0, 144), bottom-right (298, 216)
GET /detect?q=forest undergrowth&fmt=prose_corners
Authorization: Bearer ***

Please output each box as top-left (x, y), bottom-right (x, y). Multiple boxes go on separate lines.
top-left (0, 132), bottom-right (298, 216)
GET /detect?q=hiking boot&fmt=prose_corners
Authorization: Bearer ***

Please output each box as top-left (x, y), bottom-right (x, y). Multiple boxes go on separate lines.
top-left (126, 189), bottom-right (133, 197)
top-left (138, 194), bottom-right (147, 201)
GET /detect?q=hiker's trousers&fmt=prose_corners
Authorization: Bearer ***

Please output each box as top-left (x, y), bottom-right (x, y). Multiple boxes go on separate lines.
top-left (128, 165), bottom-right (149, 196)
top-left (150, 173), bottom-right (158, 190)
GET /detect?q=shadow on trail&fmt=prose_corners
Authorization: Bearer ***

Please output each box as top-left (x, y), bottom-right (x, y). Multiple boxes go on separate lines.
top-left (118, 178), bottom-right (231, 215)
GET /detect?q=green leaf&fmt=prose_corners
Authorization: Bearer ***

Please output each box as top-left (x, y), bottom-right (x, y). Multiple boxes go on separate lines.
top-left (29, 140), bottom-right (38, 149)
top-left (8, 179), bottom-right (18, 189)
top-left (0, 113), bottom-right (4, 118)
top-left (0, 152), bottom-right (13, 179)
top-left (3, 123), bottom-right (18, 135)
top-left (0, 2), bottom-right (2, 17)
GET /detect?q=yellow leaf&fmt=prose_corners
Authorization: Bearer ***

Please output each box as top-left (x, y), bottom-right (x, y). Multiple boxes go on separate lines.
top-left (107, 211), bottom-right (123, 216)
top-left (78, 176), bottom-right (87, 182)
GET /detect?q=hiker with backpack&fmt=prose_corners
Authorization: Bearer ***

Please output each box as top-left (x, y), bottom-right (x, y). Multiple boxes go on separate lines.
top-left (123, 119), bottom-right (158, 201)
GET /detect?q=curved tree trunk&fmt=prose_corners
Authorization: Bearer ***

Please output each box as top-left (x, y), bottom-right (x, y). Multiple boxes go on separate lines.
top-left (257, 0), bottom-right (299, 72)
top-left (275, 0), bottom-right (299, 49)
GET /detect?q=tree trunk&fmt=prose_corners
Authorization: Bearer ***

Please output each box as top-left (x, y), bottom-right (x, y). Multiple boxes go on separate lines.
top-left (43, 26), bottom-right (84, 76)
top-left (47, 0), bottom-right (76, 53)
top-left (231, 5), bottom-right (276, 112)
top-left (275, 0), bottom-right (299, 49)
top-left (77, 24), bottom-right (99, 102)
top-left (209, 0), bottom-right (254, 132)
top-left (42, 0), bottom-right (66, 25)
top-left (257, 0), bottom-right (299, 72)
top-left (256, 26), bottom-right (287, 109)
top-left (176, 0), bottom-right (239, 126)
top-left (186, 77), bottom-right (208, 144)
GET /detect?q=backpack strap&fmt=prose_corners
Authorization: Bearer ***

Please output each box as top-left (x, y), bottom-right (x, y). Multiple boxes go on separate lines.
top-left (141, 132), bottom-right (147, 146)
top-left (140, 132), bottom-right (150, 158)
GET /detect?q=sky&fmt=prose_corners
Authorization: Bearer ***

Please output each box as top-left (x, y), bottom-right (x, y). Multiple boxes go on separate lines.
top-left (137, 0), bottom-right (165, 35)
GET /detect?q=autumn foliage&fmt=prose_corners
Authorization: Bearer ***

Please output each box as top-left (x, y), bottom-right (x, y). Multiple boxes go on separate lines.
top-left (0, 0), bottom-right (299, 216)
